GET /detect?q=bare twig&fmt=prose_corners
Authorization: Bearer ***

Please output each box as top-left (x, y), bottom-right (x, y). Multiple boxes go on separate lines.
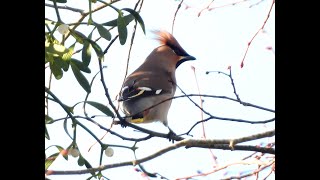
top-left (119, 0), bottom-right (144, 97)
top-left (208, 0), bottom-right (249, 11)
top-left (198, 0), bottom-right (214, 17)
top-left (249, 0), bottom-right (266, 8)
top-left (228, 66), bottom-right (241, 101)
top-left (175, 83), bottom-right (214, 117)
top-left (240, 0), bottom-right (274, 68)
top-left (176, 158), bottom-right (273, 180)
top-left (171, 0), bottom-right (184, 34)
top-left (220, 158), bottom-right (275, 180)
top-left (45, 3), bottom-right (84, 15)
top-left (181, 117), bottom-right (275, 136)
top-left (191, 66), bottom-right (218, 166)
top-left (45, 87), bottom-right (105, 146)
top-left (61, 0), bottom-right (121, 44)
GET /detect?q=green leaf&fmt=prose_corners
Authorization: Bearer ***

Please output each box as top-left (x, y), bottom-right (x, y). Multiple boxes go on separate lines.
top-left (66, 105), bottom-right (74, 114)
top-left (70, 61), bottom-right (91, 93)
top-left (45, 115), bottom-right (54, 124)
top-left (85, 39), bottom-right (104, 61)
top-left (63, 118), bottom-right (73, 140)
top-left (61, 42), bottom-right (76, 61)
top-left (50, 61), bottom-right (63, 80)
top-left (48, 0), bottom-right (67, 3)
top-left (45, 52), bottom-right (54, 64)
top-left (45, 19), bottom-right (56, 25)
top-left (122, 8), bottom-right (146, 34)
top-left (70, 58), bottom-right (91, 73)
top-left (45, 125), bottom-right (50, 140)
top-left (55, 145), bottom-right (68, 160)
top-left (45, 39), bottom-right (68, 57)
top-left (78, 155), bottom-right (85, 166)
top-left (84, 159), bottom-right (95, 176)
top-left (86, 101), bottom-right (115, 118)
top-left (96, 24), bottom-right (111, 41)
top-left (101, 14), bottom-right (134, 26)
top-left (54, 57), bottom-right (70, 72)
top-left (82, 40), bottom-right (92, 66)
top-left (69, 30), bottom-right (86, 44)
top-left (45, 152), bottom-right (59, 170)
top-left (117, 12), bottom-right (127, 45)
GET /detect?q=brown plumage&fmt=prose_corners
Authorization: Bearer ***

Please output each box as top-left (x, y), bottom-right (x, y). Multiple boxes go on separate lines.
top-left (118, 30), bottom-right (196, 127)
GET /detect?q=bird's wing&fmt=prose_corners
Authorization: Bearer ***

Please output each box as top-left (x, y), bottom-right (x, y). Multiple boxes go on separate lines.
top-left (118, 75), bottom-right (173, 102)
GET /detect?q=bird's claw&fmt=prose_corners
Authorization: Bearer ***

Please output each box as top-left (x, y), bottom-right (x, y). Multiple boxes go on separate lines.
top-left (167, 129), bottom-right (176, 143)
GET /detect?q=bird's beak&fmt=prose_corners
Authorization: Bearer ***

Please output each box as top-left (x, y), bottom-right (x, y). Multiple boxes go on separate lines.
top-left (176, 55), bottom-right (196, 68)
top-left (182, 55), bottom-right (196, 61)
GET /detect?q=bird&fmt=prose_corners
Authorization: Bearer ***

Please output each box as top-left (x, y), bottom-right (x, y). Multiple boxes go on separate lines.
top-left (118, 30), bottom-right (196, 141)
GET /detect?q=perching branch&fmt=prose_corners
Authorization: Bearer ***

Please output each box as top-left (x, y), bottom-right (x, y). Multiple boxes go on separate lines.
top-left (46, 129), bottom-right (275, 176)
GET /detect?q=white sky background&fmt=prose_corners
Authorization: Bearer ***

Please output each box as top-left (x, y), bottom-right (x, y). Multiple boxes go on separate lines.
top-left (45, 0), bottom-right (275, 179)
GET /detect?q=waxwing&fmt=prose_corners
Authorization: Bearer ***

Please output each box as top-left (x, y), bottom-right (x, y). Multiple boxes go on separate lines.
top-left (118, 30), bottom-right (196, 130)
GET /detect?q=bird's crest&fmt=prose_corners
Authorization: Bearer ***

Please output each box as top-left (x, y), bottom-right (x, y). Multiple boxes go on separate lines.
top-left (153, 30), bottom-right (191, 57)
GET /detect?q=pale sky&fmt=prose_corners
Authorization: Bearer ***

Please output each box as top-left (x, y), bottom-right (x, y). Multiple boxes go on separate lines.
top-left (45, 0), bottom-right (275, 179)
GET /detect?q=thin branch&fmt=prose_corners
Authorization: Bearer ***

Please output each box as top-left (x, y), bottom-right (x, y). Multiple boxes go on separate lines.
top-left (242, 142), bottom-right (274, 160)
top-left (181, 117), bottom-right (274, 136)
top-left (118, 121), bottom-right (184, 141)
top-left (207, 70), bottom-right (275, 112)
top-left (143, 93), bottom-right (275, 114)
top-left (46, 130), bottom-right (275, 176)
top-left (52, 0), bottom-right (62, 22)
top-left (117, 0), bottom-right (144, 101)
top-left (175, 83), bottom-right (214, 117)
top-left (103, 35), bottom-right (119, 54)
top-left (171, 0), bottom-right (184, 35)
top-left (228, 66), bottom-right (241, 101)
top-left (45, 87), bottom-right (105, 146)
top-left (240, 0), bottom-right (274, 68)
top-left (175, 143), bottom-right (274, 179)
top-left (61, 0), bottom-right (121, 44)
top-left (85, 116), bottom-right (153, 142)
top-left (45, 3), bottom-right (85, 15)
top-left (249, 0), bottom-right (266, 8)
top-left (198, 0), bottom-right (214, 17)
top-left (208, 0), bottom-right (249, 11)
top-left (176, 158), bottom-right (273, 180)
top-left (191, 66), bottom-right (218, 166)
top-left (221, 158), bottom-right (275, 180)
top-left (98, 53), bottom-right (125, 124)
top-left (262, 162), bottom-right (275, 180)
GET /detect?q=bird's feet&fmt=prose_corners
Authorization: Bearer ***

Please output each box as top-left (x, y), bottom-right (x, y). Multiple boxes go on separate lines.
top-left (113, 118), bottom-right (128, 128)
top-left (120, 120), bottom-right (128, 128)
top-left (167, 129), bottom-right (177, 143)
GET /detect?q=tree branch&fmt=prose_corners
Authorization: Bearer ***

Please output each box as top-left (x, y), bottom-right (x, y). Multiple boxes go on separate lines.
top-left (46, 130), bottom-right (275, 176)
